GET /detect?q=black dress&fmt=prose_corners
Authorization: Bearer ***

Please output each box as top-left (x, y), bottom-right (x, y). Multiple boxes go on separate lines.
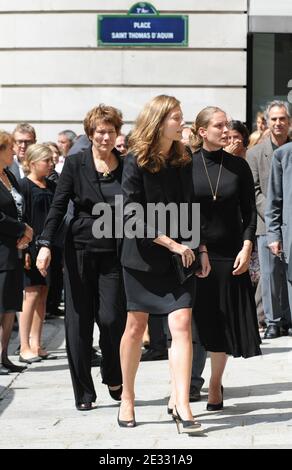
top-left (123, 160), bottom-right (195, 315)
top-left (20, 178), bottom-right (56, 287)
top-left (192, 148), bottom-right (261, 358)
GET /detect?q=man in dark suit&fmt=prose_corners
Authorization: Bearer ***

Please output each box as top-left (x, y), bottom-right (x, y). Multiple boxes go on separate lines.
top-left (247, 101), bottom-right (291, 338)
top-left (265, 141), bottom-right (292, 334)
top-left (9, 123), bottom-right (36, 182)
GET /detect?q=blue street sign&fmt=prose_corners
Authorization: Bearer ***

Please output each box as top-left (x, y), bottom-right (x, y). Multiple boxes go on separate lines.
top-left (98, 2), bottom-right (188, 47)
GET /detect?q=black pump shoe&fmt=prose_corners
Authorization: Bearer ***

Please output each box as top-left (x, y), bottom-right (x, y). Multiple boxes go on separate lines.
top-left (117, 406), bottom-right (136, 428)
top-left (2, 361), bottom-right (27, 373)
top-left (207, 385), bottom-right (224, 411)
top-left (76, 402), bottom-right (93, 411)
top-left (108, 385), bottom-right (123, 401)
top-left (172, 406), bottom-right (201, 434)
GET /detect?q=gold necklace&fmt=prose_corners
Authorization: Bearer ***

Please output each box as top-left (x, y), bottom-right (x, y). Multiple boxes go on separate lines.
top-left (200, 150), bottom-right (223, 201)
top-left (94, 156), bottom-right (112, 177)
top-left (0, 171), bottom-right (13, 191)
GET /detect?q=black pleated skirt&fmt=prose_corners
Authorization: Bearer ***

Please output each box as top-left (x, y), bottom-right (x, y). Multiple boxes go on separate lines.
top-left (194, 258), bottom-right (261, 358)
top-left (123, 267), bottom-right (195, 315)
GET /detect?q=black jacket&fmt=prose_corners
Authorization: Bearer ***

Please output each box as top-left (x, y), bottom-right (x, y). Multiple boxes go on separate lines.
top-left (40, 147), bottom-right (123, 254)
top-left (0, 170), bottom-right (26, 270)
top-left (121, 153), bottom-right (194, 273)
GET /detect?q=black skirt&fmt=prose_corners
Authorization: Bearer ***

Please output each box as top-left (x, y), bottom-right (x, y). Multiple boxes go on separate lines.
top-left (194, 258), bottom-right (261, 358)
top-left (0, 258), bottom-right (23, 313)
top-left (24, 264), bottom-right (47, 288)
top-left (123, 267), bottom-right (195, 315)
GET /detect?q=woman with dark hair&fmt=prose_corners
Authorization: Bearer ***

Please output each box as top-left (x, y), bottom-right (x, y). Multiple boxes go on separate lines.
top-left (0, 130), bottom-right (33, 374)
top-left (119, 95), bottom-right (210, 432)
top-left (225, 120), bottom-right (249, 158)
top-left (190, 107), bottom-right (261, 411)
top-left (36, 105), bottom-right (127, 410)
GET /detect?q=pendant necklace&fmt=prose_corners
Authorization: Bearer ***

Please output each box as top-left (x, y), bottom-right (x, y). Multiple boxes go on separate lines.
top-left (200, 150), bottom-right (223, 201)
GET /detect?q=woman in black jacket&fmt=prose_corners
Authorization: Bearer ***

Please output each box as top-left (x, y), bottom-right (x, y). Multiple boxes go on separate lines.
top-left (119, 95), bottom-right (210, 433)
top-left (36, 105), bottom-right (126, 410)
top-left (0, 130), bottom-right (33, 374)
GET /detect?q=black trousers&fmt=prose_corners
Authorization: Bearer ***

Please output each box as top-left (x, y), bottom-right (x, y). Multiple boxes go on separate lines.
top-left (46, 246), bottom-right (64, 314)
top-left (64, 245), bottom-right (126, 405)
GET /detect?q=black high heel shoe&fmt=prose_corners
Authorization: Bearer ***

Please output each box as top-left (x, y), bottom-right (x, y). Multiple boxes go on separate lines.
top-left (172, 406), bottom-right (201, 434)
top-left (108, 385), bottom-right (123, 401)
top-left (117, 405), bottom-right (136, 428)
top-left (206, 385), bottom-right (224, 411)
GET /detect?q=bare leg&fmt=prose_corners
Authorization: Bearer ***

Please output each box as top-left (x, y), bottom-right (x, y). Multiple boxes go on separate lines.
top-left (168, 308), bottom-right (193, 420)
top-left (19, 287), bottom-right (40, 358)
top-left (167, 346), bottom-right (176, 411)
top-left (30, 286), bottom-right (48, 356)
top-left (208, 352), bottom-right (228, 404)
top-left (119, 311), bottom-right (148, 421)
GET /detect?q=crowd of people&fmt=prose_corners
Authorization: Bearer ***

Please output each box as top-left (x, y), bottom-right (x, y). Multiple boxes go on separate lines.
top-left (1, 96), bottom-right (292, 434)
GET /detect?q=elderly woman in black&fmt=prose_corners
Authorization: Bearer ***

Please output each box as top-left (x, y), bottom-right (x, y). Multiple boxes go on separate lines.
top-left (36, 105), bottom-right (126, 410)
top-left (0, 130), bottom-right (33, 374)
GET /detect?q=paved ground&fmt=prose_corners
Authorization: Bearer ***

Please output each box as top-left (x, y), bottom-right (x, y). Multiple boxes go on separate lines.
top-left (1, 317), bottom-right (292, 450)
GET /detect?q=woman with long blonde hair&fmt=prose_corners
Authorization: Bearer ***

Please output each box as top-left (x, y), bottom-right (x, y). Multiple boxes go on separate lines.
top-left (119, 95), bottom-right (210, 432)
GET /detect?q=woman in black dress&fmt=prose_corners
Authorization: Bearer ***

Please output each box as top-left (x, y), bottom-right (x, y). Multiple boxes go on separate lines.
top-left (0, 130), bottom-right (33, 374)
top-left (19, 144), bottom-right (56, 363)
top-left (119, 95), bottom-right (209, 433)
top-left (190, 107), bottom-right (261, 410)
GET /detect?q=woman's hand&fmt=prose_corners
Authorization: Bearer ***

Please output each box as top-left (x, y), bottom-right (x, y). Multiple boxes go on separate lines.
top-left (16, 235), bottom-right (30, 249)
top-left (16, 224), bottom-right (33, 249)
top-left (232, 246), bottom-right (251, 275)
top-left (24, 223), bottom-right (33, 242)
top-left (170, 243), bottom-right (196, 268)
top-left (196, 252), bottom-right (211, 278)
top-left (36, 247), bottom-right (51, 277)
top-left (24, 253), bottom-right (31, 270)
top-left (224, 140), bottom-right (241, 156)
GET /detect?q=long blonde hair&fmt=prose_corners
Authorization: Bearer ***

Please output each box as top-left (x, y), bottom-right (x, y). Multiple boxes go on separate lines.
top-left (190, 106), bottom-right (226, 152)
top-left (128, 95), bottom-right (191, 173)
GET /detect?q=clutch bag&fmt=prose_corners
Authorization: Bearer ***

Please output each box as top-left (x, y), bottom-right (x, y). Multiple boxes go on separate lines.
top-left (172, 249), bottom-right (201, 285)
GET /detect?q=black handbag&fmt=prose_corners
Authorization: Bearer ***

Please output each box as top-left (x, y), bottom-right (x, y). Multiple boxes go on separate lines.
top-left (172, 249), bottom-right (201, 285)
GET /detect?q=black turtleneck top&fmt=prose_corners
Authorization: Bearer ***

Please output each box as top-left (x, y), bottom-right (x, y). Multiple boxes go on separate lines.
top-left (192, 148), bottom-right (257, 258)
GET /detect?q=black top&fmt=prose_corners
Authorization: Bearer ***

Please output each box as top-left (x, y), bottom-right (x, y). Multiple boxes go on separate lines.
top-left (192, 148), bottom-right (256, 258)
top-left (0, 169), bottom-right (26, 269)
top-left (72, 164), bottom-right (123, 251)
top-left (39, 147), bottom-right (124, 255)
top-left (121, 153), bottom-right (194, 273)
top-left (20, 177), bottom-right (56, 259)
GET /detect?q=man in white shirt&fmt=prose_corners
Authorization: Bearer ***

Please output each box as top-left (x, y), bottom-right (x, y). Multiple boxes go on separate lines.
top-left (55, 129), bottom-right (77, 174)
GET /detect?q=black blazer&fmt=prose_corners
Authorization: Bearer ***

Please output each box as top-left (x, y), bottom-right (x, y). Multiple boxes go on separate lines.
top-left (40, 147), bottom-right (123, 254)
top-left (0, 169), bottom-right (26, 270)
top-left (121, 153), bottom-right (194, 273)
